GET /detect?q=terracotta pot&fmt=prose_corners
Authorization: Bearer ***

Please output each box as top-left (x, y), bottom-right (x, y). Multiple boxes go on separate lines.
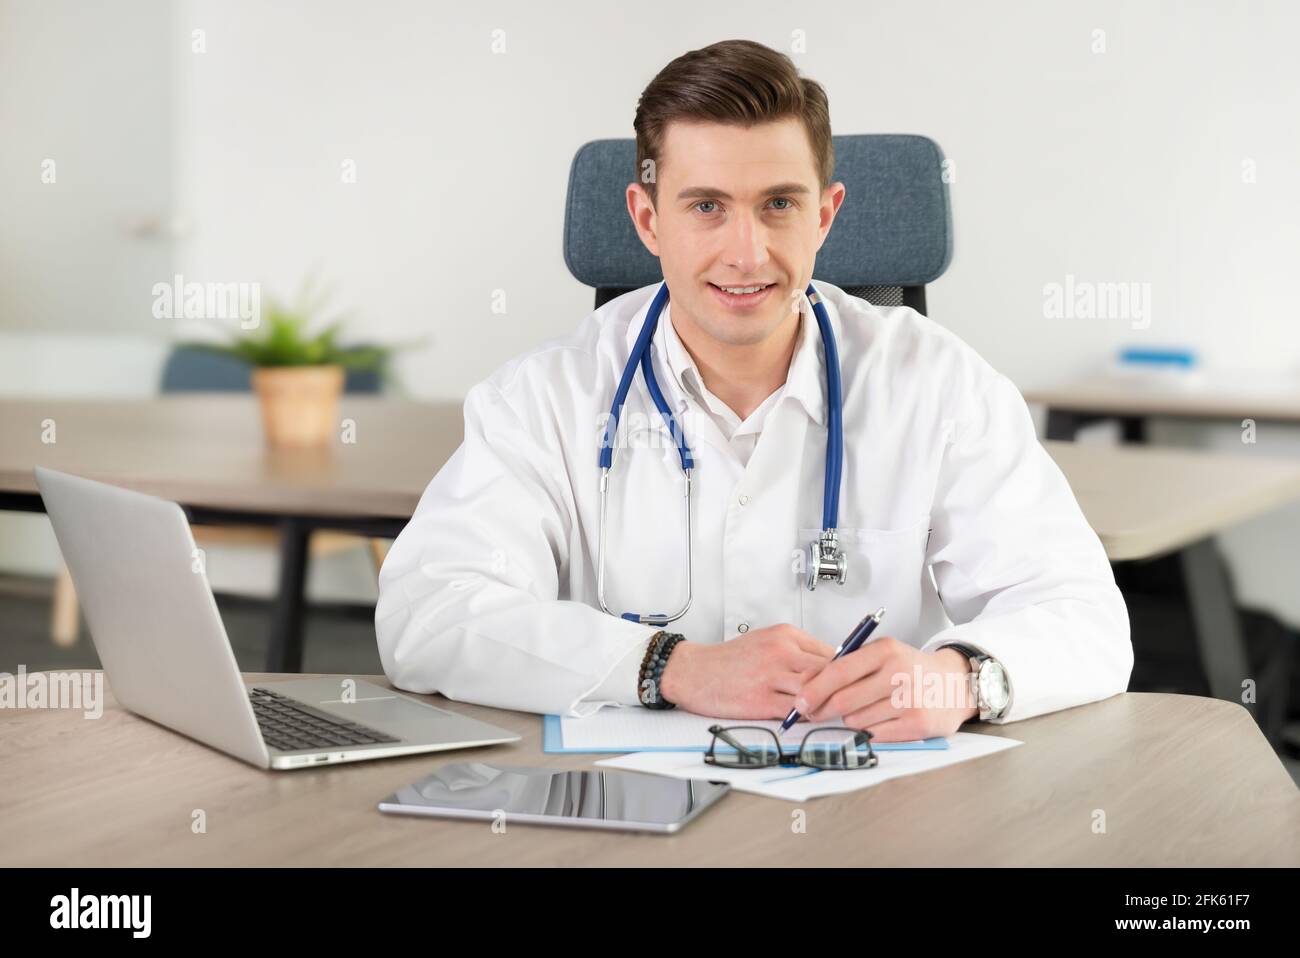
top-left (251, 365), bottom-right (345, 447)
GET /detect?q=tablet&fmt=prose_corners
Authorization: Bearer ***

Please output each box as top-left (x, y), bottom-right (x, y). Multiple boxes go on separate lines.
top-left (377, 761), bottom-right (730, 834)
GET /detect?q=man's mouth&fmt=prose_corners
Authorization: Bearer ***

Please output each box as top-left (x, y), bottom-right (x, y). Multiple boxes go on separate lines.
top-left (707, 282), bottom-right (778, 308)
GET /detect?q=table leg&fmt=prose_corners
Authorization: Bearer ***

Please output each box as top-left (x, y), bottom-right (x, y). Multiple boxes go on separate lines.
top-left (1045, 408), bottom-right (1085, 441)
top-left (1044, 408), bottom-right (1149, 443)
top-left (1120, 415), bottom-right (1147, 443)
top-left (1179, 537), bottom-right (1254, 714)
top-left (267, 518), bottom-right (311, 673)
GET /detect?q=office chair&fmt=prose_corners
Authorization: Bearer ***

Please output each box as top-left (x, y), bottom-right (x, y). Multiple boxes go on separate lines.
top-left (159, 347), bottom-right (384, 394)
top-left (562, 133), bottom-right (953, 313)
top-left (48, 346), bottom-right (389, 647)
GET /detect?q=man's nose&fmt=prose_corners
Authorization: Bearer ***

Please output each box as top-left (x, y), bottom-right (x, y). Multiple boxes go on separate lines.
top-left (719, 210), bottom-right (771, 275)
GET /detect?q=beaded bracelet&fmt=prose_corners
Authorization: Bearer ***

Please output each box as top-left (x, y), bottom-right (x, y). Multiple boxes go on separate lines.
top-left (637, 631), bottom-right (684, 709)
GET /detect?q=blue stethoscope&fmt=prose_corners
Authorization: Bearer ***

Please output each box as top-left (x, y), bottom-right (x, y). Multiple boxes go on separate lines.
top-left (596, 282), bottom-right (848, 627)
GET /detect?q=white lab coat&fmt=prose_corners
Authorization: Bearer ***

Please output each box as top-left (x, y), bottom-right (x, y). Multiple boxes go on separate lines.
top-left (376, 281), bottom-right (1132, 723)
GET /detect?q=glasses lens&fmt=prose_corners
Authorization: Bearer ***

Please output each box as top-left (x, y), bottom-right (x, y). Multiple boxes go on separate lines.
top-left (708, 726), bottom-right (781, 767)
top-left (800, 728), bottom-right (876, 769)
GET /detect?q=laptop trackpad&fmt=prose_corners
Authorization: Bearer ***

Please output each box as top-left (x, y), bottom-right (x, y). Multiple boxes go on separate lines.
top-left (316, 694), bottom-right (450, 728)
top-left (270, 678), bottom-right (510, 742)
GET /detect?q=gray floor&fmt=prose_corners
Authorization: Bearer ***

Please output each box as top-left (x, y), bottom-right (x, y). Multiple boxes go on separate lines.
top-left (3, 574), bottom-right (1298, 788)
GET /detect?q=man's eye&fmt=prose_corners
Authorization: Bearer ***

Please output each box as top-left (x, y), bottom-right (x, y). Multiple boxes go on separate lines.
top-left (694, 198), bottom-right (793, 214)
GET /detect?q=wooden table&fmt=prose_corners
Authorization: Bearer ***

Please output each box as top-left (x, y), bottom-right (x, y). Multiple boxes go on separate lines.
top-left (0, 397), bottom-right (463, 670)
top-left (5, 399), bottom-right (1299, 706)
top-left (1, 672), bottom-right (1295, 867)
top-left (1043, 440), bottom-right (1300, 561)
top-left (0, 396), bottom-right (461, 519)
top-left (1043, 423), bottom-right (1300, 724)
top-left (1026, 376), bottom-right (1300, 442)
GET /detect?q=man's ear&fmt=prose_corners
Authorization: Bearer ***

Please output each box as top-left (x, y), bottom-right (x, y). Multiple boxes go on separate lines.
top-left (626, 182), bottom-right (660, 257)
top-left (816, 181), bottom-right (847, 251)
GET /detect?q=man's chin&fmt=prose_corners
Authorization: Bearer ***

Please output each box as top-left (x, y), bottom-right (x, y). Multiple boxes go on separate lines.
top-left (698, 315), bottom-right (779, 347)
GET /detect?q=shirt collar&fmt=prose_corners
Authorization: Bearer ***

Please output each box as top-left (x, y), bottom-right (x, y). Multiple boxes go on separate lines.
top-left (660, 303), bottom-right (711, 409)
top-left (624, 282), bottom-right (832, 427)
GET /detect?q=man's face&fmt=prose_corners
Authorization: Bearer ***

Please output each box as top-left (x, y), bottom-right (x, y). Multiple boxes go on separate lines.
top-left (628, 117), bottom-right (845, 348)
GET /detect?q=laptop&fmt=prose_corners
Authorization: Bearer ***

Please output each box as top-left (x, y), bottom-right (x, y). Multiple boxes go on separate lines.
top-left (34, 466), bottom-right (520, 770)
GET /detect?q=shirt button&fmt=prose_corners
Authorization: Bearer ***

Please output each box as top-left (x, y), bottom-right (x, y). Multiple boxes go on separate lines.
top-left (738, 494), bottom-right (750, 506)
top-left (737, 622), bottom-right (749, 634)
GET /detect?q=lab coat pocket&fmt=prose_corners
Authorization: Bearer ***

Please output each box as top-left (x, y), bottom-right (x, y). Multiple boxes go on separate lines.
top-left (797, 517), bottom-right (932, 647)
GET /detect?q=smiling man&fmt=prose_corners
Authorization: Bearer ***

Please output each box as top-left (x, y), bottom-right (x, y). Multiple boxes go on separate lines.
top-left (376, 39), bottom-right (1133, 741)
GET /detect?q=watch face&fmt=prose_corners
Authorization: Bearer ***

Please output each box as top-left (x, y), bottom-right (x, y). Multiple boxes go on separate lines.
top-left (979, 661), bottom-right (1011, 712)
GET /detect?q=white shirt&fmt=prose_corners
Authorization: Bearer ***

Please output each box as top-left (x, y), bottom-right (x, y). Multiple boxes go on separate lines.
top-left (660, 299), bottom-right (807, 467)
top-left (376, 281), bottom-right (1133, 724)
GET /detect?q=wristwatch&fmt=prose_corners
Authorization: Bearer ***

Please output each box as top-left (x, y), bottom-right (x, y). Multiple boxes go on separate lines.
top-left (941, 643), bottom-right (1012, 721)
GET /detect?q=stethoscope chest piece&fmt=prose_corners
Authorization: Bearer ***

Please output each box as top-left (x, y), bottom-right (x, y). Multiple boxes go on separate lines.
top-left (807, 529), bottom-right (848, 591)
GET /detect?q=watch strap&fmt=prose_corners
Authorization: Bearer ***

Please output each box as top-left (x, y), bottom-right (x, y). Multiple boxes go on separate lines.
top-left (938, 642), bottom-right (1002, 718)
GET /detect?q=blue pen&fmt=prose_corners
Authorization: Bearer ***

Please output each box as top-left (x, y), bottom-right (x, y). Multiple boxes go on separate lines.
top-left (779, 607), bottom-right (886, 734)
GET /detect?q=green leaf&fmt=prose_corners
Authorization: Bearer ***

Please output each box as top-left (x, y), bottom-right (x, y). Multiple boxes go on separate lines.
top-left (169, 281), bottom-right (403, 372)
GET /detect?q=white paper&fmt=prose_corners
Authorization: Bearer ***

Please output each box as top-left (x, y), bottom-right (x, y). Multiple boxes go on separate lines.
top-left (594, 732), bottom-right (1023, 802)
top-left (559, 709), bottom-right (937, 751)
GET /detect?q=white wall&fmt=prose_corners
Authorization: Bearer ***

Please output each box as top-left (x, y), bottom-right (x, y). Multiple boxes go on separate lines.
top-left (0, 0), bottom-right (174, 336)
top-left (167, 0), bottom-right (1300, 397)
top-left (4, 0), bottom-right (1299, 619)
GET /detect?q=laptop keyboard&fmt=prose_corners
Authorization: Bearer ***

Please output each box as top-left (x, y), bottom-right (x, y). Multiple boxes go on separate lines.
top-left (250, 687), bottom-right (402, 752)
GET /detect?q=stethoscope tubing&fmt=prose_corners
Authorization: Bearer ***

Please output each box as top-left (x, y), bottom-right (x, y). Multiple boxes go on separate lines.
top-left (596, 281), bottom-right (843, 624)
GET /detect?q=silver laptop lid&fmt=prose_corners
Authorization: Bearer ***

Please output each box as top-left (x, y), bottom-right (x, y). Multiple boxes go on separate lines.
top-left (33, 467), bottom-right (270, 768)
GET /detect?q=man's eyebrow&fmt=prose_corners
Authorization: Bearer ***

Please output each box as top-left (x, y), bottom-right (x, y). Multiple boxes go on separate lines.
top-left (675, 182), bottom-right (813, 201)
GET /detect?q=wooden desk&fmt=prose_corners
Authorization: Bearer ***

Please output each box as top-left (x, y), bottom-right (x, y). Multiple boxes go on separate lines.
top-left (0, 396), bottom-right (460, 518)
top-left (0, 672), bottom-right (1295, 867)
top-left (0, 396), bottom-right (461, 670)
top-left (4, 400), bottom-right (1299, 708)
top-left (1026, 376), bottom-right (1300, 444)
top-left (5, 399), bottom-right (1294, 567)
top-left (1043, 440), bottom-right (1300, 562)
top-left (1045, 441), bottom-right (1300, 718)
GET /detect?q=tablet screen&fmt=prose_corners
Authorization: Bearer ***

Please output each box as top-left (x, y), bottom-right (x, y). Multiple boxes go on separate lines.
top-left (378, 762), bottom-right (730, 833)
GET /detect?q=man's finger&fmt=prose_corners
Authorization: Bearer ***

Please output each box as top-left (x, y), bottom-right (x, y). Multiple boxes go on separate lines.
top-left (790, 631), bottom-right (835, 657)
top-left (863, 717), bottom-right (920, 743)
top-left (786, 649), bottom-right (835, 675)
top-left (766, 692), bottom-right (797, 720)
top-left (809, 669), bottom-right (896, 722)
top-left (840, 696), bottom-right (898, 730)
top-left (795, 640), bottom-right (891, 714)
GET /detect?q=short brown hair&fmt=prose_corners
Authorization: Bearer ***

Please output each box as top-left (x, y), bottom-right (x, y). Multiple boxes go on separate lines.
top-left (633, 39), bottom-right (834, 207)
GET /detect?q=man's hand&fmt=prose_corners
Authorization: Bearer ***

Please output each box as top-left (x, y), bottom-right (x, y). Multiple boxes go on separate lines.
top-left (794, 638), bottom-right (979, 742)
top-left (658, 624), bottom-right (834, 719)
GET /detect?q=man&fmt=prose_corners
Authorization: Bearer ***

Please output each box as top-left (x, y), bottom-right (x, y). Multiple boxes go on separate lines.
top-left (376, 39), bottom-right (1132, 742)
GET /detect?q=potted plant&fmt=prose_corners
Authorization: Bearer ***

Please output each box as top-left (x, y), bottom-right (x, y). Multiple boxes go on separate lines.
top-left (185, 286), bottom-right (391, 447)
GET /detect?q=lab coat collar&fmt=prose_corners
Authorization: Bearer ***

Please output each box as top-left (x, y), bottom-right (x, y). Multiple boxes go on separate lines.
top-left (622, 281), bottom-right (834, 428)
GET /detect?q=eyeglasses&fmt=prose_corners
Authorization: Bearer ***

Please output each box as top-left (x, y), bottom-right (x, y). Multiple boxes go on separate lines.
top-left (705, 724), bottom-right (878, 771)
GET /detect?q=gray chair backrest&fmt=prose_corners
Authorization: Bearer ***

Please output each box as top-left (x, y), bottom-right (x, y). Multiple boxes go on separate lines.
top-left (563, 134), bottom-right (952, 315)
